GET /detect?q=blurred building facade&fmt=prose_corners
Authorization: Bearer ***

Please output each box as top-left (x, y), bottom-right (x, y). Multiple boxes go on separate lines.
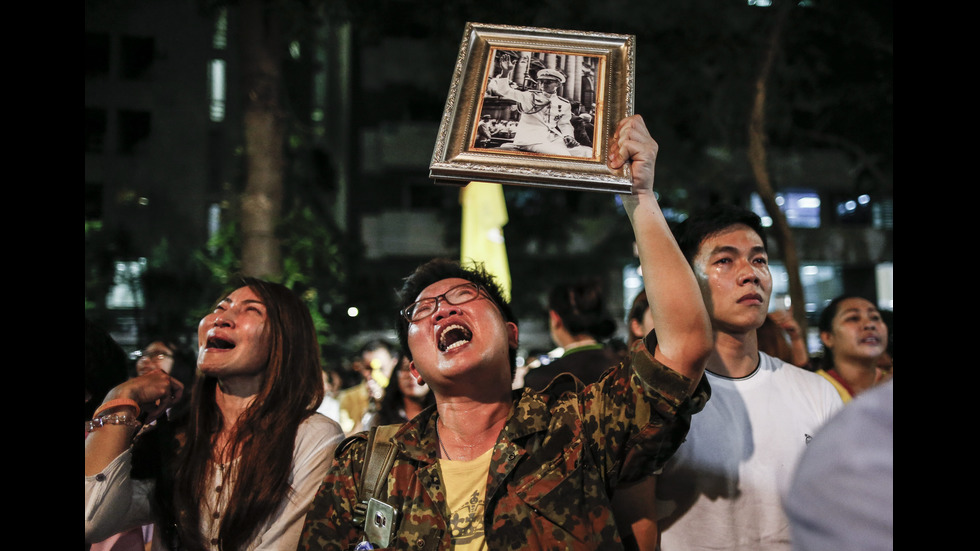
top-left (85, 1), bottom-right (892, 356)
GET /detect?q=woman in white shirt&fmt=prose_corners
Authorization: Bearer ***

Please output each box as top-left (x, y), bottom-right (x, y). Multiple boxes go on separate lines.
top-left (85, 277), bottom-right (344, 550)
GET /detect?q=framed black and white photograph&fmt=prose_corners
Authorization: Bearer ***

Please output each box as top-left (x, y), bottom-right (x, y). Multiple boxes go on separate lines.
top-left (429, 22), bottom-right (636, 193)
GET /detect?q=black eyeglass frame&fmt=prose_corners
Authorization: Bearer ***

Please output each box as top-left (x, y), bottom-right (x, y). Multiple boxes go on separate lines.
top-left (400, 282), bottom-right (495, 323)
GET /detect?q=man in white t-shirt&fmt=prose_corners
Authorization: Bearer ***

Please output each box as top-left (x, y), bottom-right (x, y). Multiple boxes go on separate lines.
top-left (617, 204), bottom-right (844, 551)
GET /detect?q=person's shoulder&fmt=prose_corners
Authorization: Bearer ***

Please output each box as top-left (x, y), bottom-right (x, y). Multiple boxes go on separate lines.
top-left (762, 352), bottom-right (816, 376)
top-left (523, 364), bottom-right (582, 394)
top-left (320, 429), bottom-right (369, 470)
top-left (521, 365), bottom-right (552, 389)
top-left (762, 352), bottom-right (830, 384)
top-left (298, 412), bottom-right (346, 447)
top-left (762, 353), bottom-right (846, 408)
top-left (799, 380), bottom-right (892, 471)
top-left (306, 411), bottom-right (344, 432)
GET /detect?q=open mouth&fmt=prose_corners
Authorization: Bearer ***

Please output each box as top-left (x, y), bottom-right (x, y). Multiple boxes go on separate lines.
top-left (438, 324), bottom-right (473, 352)
top-left (207, 336), bottom-right (235, 350)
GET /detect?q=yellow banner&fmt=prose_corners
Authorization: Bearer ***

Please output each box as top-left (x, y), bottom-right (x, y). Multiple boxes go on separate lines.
top-left (460, 182), bottom-right (511, 301)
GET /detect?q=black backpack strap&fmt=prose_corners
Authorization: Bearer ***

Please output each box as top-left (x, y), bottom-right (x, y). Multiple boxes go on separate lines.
top-left (353, 423), bottom-right (402, 526)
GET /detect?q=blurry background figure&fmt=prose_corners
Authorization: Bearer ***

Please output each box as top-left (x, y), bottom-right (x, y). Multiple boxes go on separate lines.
top-left (783, 378), bottom-right (893, 551)
top-left (359, 338), bottom-right (400, 391)
top-left (522, 276), bottom-right (621, 392)
top-left (814, 295), bottom-right (890, 403)
top-left (131, 340), bottom-right (177, 377)
top-left (125, 337), bottom-right (197, 549)
top-left (335, 357), bottom-right (372, 434)
top-left (316, 368), bottom-right (343, 424)
top-left (363, 355), bottom-right (436, 429)
top-left (757, 311), bottom-right (812, 369)
top-left (129, 337), bottom-right (197, 424)
top-left (336, 338), bottom-right (401, 434)
top-left (626, 288), bottom-right (657, 350)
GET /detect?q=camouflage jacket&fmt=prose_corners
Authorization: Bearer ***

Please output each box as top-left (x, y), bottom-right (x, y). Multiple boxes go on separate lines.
top-left (298, 338), bottom-right (710, 551)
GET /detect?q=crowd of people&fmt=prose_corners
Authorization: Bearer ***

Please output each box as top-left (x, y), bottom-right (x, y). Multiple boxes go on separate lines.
top-left (85, 114), bottom-right (892, 551)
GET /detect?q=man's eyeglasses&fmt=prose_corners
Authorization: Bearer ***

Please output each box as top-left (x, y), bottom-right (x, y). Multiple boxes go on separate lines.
top-left (132, 350), bottom-right (173, 362)
top-left (400, 282), bottom-right (490, 323)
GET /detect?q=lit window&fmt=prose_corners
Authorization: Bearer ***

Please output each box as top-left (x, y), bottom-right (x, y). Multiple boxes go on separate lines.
top-left (835, 193), bottom-right (877, 225)
top-left (208, 203), bottom-right (221, 250)
top-left (213, 8), bottom-right (228, 50)
top-left (209, 59), bottom-right (226, 122)
top-left (768, 262), bottom-right (842, 317)
top-left (751, 189), bottom-right (821, 228)
top-left (872, 198), bottom-right (893, 229)
top-left (875, 262), bottom-right (893, 311)
top-left (106, 259), bottom-right (147, 309)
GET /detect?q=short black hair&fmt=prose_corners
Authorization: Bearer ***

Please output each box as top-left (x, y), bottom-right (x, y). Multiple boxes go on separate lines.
top-left (396, 258), bottom-right (517, 374)
top-left (626, 289), bottom-right (658, 348)
top-left (674, 203), bottom-right (768, 265)
top-left (548, 276), bottom-right (616, 340)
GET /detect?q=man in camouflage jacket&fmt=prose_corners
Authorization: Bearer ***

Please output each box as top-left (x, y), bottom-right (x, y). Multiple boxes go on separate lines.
top-left (298, 115), bottom-right (713, 550)
top-left (299, 337), bottom-right (709, 550)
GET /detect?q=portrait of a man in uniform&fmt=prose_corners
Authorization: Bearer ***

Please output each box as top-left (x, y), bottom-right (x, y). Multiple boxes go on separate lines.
top-left (473, 49), bottom-right (597, 159)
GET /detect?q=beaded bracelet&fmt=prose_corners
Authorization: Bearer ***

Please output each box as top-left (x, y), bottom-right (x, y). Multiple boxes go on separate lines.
top-left (85, 412), bottom-right (143, 435)
top-left (93, 398), bottom-right (141, 419)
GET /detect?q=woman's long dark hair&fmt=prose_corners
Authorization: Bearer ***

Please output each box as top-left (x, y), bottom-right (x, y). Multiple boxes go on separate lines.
top-left (155, 277), bottom-right (325, 550)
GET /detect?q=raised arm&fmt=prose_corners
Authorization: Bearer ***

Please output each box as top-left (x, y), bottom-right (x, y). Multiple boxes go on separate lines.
top-left (85, 370), bottom-right (184, 543)
top-left (85, 369), bottom-right (184, 476)
top-left (609, 115), bottom-right (712, 389)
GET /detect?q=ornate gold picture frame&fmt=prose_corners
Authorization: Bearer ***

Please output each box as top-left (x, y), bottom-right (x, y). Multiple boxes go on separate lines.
top-left (429, 22), bottom-right (636, 194)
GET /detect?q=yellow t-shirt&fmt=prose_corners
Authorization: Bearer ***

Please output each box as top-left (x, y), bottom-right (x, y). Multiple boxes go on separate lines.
top-left (439, 447), bottom-right (493, 550)
top-left (816, 368), bottom-right (853, 404)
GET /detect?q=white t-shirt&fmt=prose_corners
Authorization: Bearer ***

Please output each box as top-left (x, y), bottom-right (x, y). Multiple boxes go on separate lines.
top-left (657, 352), bottom-right (844, 551)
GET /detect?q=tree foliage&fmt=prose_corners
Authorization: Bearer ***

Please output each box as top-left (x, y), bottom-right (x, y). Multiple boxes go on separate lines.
top-left (190, 202), bottom-right (352, 359)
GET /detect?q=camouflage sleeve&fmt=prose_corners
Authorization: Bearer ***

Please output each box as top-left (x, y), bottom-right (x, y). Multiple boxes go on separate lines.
top-left (298, 435), bottom-right (368, 551)
top-left (585, 335), bottom-right (711, 486)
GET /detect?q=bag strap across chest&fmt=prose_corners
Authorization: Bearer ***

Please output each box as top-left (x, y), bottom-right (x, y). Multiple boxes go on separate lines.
top-left (353, 423), bottom-right (402, 525)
